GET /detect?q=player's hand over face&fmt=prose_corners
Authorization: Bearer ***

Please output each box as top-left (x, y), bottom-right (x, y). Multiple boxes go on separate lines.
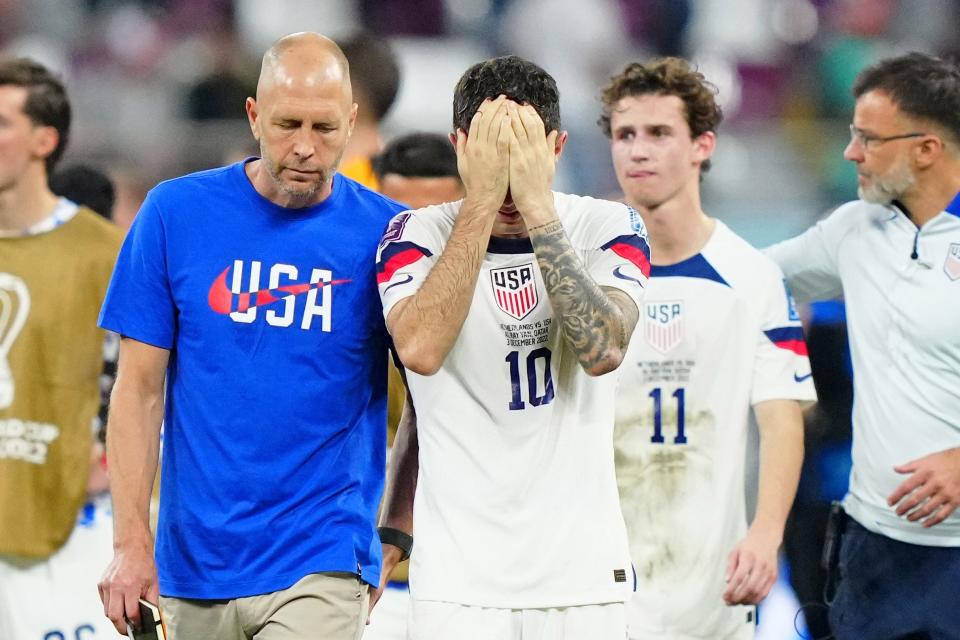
top-left (722, 524), bottom-right (779, 606)
top-left (507, 102), bottom-right (559, 224)
top-left (455, 96), bottom-right (512, 212)
top-left (888, 446), bottom-right (960, 527)
top-left (98, 542), bottom-right (160, 634)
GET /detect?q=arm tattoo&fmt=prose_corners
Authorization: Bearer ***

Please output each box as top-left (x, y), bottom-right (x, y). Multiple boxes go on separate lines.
top-left (529, 220), bottom-right (632, 372)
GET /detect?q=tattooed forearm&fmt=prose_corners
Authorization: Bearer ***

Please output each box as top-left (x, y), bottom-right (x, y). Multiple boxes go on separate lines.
top-left (529, 220), bottom-right (635, 375)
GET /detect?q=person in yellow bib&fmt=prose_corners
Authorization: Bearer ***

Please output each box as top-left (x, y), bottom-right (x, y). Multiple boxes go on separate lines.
top-left (0, 57), bottom-right (123, 639)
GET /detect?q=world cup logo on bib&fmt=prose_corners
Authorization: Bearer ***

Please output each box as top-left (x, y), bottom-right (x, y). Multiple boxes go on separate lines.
top-left (0, 273), bottom-right (30, 409)
top-left (490, 263), bottom-right (539, 321)
top-left (945, 243), bottom-right (960, 281)
top-left (644, 300), bottom-right (684, 354)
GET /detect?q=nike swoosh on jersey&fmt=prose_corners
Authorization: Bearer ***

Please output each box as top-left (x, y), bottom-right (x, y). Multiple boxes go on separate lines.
top-left (383, 273), bottom-right (414, 294)
top-left (794, 372), bottom-right (813, 383)
top-left (601, 234), bottom-right (652, 278)
top-left (207, 266), bottom-right (351, 315)
top-left (613, 265), bottom-right (645, 287)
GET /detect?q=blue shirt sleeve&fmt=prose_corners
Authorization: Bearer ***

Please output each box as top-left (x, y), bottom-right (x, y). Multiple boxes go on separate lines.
top-left (98, 191), bottom-right (177, 349)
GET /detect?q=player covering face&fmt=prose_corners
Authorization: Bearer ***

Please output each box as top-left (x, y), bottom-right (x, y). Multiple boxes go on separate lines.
top-left (372, 56), bottom-right (650, 640)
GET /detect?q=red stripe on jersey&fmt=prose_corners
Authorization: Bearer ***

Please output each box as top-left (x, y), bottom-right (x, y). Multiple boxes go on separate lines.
top-left (775, 339), bottom-right (809, 356)
top-left (610, 243), bottom-right (652, 278)
top-left (377, 247), bottom-right (428, 284)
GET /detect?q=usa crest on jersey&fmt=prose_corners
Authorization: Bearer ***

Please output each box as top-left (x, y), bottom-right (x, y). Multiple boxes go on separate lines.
top-left (490, 263), bottom-right (539, 320)
top-left (644, 300), bottom-right (684, 354)
top-left (945, 243), bottom-right (960, 281)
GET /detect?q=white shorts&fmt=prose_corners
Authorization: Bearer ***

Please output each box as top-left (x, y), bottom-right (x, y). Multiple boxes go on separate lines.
top-left (408, 599), bottom-right (626, 640)
top-left (626, 594), bottom-right (755, 640)
top-left (365, 582), bottom-right (410, 640)
top-left (0, 494), bottom-right (115, 640)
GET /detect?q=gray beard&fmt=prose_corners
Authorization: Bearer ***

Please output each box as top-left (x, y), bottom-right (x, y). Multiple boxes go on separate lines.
top-left (858, 162), bottom-right (916, 205)
top-left (261, 143), bottom-right (342, 206)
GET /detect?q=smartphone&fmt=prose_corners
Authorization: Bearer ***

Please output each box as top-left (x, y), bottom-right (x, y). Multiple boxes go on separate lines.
top-left (821, 501), bottom-right (847, 604)
top-left (125, 598), bottom-right (166, 640)
top-left (821, 500), bottom-right (847, 572)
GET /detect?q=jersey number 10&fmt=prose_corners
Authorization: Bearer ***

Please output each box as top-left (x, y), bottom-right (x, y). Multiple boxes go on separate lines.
top-left (649, 387), bottom-right (687, 444)
top-left (506, 347), bottom-right (555, 410)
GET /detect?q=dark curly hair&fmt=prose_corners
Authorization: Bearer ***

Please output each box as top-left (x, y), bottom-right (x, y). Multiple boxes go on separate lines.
top-left (0, 57), bottom-right (71, 173)
top-left (452, 55), bottom-right (560, 134)
top-left (599, 57), bottom-right (722, 173)
top-left (853, 52), bottom-right (960, 145)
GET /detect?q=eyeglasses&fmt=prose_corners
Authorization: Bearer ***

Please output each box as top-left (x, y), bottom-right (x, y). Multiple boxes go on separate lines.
top-left (849, 124), bottom-right (926, 148)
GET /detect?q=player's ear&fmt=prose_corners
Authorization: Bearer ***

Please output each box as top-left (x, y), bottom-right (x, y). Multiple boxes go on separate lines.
top-left (347, 102), bottom-right (359, 138)
top-left (448, 131), bottom-right (458, 148)
top-left (553, 130), bottom-right (569, 159)
top-left (246, 97), bottom-right (260, 140)
top-left (31, 125), bottom-right (58, 163)
top-left (913, 134), bottom-right (944, 170)
top-left (692, 131), bottom-right (716, 165)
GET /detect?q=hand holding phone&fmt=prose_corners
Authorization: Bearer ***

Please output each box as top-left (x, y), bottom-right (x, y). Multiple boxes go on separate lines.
top-left (125, 598), bottom-right (166, 640)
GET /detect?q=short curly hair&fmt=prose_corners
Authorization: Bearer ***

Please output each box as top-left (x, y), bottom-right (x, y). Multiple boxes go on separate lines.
top-left (452, 56), bottom-right (560, 134)
top-left (599, 57), bottom-right (722, 173)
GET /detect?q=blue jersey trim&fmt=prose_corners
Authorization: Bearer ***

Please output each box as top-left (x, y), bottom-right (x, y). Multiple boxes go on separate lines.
top-left (764, 326), bottom-right (805, 343)
top-left (649, 254), bottom-right (729, 287)
top-left (945, 191), bottom-right (960, 218)
top-left (487, 236), bottom-right (533, 254)
top-left (809, 300), bottom-right (846, 325)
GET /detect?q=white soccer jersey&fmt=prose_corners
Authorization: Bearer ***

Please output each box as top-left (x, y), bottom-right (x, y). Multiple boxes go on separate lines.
top-left (376, 192), bottom-right (651, 609)
top-left (767, 198), bottom-right (960, 547)
top-left (614, 221), bottom-right (816, 639)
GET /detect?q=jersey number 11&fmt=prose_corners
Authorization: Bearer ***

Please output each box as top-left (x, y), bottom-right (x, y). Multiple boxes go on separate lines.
top-left (649, 387), bottom-right (687, 444)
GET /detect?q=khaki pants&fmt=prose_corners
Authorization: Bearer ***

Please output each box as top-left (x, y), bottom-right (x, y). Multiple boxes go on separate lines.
top-left (160, 572), bottom-right (368, 640)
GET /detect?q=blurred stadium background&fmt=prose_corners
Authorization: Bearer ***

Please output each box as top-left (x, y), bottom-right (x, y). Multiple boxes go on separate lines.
top-left (4, 0), bottom-right (953, 637)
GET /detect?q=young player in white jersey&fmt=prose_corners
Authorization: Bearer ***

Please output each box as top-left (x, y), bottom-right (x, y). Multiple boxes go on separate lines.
top-left (372, 56), bottom-right (651, 640)
top-left (599, 58), bottom-right (816, 640)
top-left (767, 52), bottom-right (960, 640)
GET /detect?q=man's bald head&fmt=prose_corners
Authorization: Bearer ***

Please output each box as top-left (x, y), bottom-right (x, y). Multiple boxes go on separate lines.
top-left (245, 32), bottom-right (360, 208)
top-left (257, 32), bottom-right (352, 105)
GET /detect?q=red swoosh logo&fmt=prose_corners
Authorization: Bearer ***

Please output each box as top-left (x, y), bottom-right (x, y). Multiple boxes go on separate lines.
top-left (207, 266), bottom-right (351, 315)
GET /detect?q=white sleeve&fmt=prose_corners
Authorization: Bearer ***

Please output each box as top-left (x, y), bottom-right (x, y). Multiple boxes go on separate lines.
top-left (375, 210), bottom-right (441, 321)
top-left (583, 202), bottom-right (651, 312)
top-left (764, 203), bottom-right (860, 304)
top-left (751, 267), bottom-right (819, 406)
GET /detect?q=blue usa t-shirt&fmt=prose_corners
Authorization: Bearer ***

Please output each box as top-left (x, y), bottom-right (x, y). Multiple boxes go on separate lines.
top-left (99, 161), bottom-right (405, 598)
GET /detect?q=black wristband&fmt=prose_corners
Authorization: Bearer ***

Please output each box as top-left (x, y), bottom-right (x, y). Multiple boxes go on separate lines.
top-left (377, 526), bottom-right (413, 561)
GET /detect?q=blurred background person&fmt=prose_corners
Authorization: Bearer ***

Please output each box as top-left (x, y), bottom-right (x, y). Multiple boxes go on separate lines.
top-left (373, 131), bottom-right (463, 209)
top-left (0, 56), bottom-right (123, 640)
top-left (338, 30), bottom-right (402, 190)
top-left (49, 163), bottom-right (117, 220)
